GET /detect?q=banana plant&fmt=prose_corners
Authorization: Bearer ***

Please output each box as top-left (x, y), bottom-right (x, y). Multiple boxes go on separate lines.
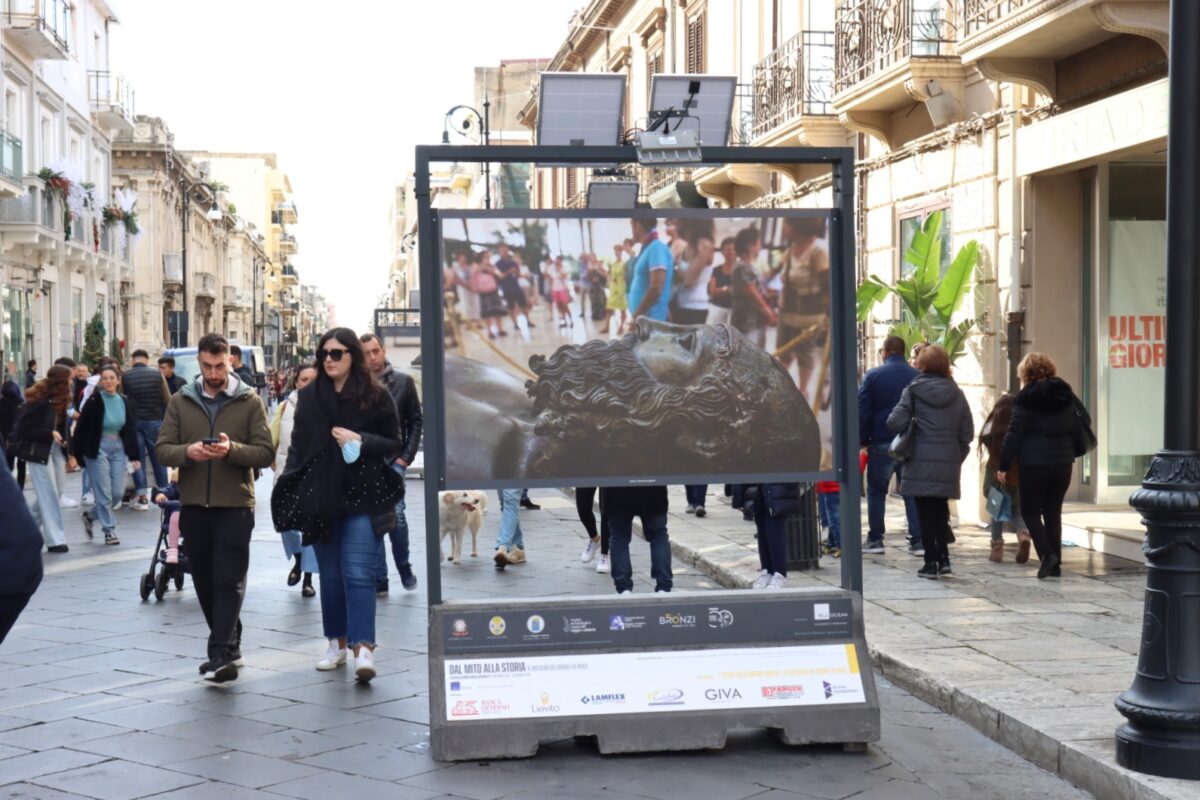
top-left (856, 210), bottom-right (978, 363)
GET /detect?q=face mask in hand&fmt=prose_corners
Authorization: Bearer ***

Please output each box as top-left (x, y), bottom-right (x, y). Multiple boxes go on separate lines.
top-left (341, 439), bottom-right (361, 464)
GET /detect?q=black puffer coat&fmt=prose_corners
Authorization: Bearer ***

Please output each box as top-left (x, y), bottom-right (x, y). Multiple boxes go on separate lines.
top-left (887, 373), bottom-right (974, 499)
top-left (999, 377), bottom-right (1081, 470)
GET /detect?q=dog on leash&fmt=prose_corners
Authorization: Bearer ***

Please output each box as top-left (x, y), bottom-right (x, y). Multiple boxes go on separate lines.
top-left (439, 490), bottom-right (487, 564)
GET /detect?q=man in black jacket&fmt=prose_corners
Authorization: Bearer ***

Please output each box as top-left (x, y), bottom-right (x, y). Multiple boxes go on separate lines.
top-left (158, 356), bottom-right (186, 394)
top-left (0, 462), bottom-right (42, 643)
top-left (361, 333), bottom-right (422, 592)
top-left (123, 349), bottom-right (171, 511)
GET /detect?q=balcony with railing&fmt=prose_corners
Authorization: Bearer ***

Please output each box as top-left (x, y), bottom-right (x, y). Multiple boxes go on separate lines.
top-left (0, 185), bottom-right (59, 251)
top-left (273, 200), bottom-right (298, 225)
top-left (753, 31), bottom-right (836, 139)
top-left (832, 0), bottom-right (964, 148)
top-left (958, 0), bottom-right (1167, 94)
top-left (278, 232), bottom-right (297, 255)
top-left (87, 71), bottom-right (136, 132)
top-left (0, 130), bottom-right (22, 196)
top-left (3, 0), bottom-right (69, 59)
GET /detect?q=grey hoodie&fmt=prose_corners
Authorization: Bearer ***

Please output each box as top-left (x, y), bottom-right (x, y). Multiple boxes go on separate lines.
top-left (887, 373), bottom-right (974, 499)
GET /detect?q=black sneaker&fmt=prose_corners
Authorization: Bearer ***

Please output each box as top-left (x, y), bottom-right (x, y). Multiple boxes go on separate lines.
top-left (519, 498), bottom-right (541, 510)
top-left (104, 532), bottom-right (120, 546)
top-left (375, 581), bottom-right (389, 597)
top-left (47, 544), bottom-right (69, 553)
top-left (399, 566), bottom-right (418, 591)
top-left (938, 557), bottom-right (952, 576)
top-left (202, 659), bottom-right (238, 683)
top-left (695, 507), bottom-right (707, 518)
top-left (863, 540), bottom-right (886, 554)
top-left (917, 562), bottom-right (939, 580)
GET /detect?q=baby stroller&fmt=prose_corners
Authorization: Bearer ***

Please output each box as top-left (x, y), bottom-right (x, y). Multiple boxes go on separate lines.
top-left (140, 488), bottom-right (189, 602)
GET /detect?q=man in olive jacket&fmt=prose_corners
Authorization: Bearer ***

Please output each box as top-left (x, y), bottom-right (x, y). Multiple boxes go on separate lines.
top-left (156, 333), bottom-right (274, 683)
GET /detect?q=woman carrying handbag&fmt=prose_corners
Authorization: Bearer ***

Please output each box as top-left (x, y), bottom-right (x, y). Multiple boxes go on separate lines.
top-left (9, 365), bottom-right (73, 552)
top-left (272, 328), bottom-right (403, 683)
top-left (887, 345), bottom-right (974, 579)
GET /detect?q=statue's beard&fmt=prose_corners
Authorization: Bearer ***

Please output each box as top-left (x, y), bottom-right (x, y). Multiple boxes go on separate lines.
top-left (524, 336), bottom-right (753, 475)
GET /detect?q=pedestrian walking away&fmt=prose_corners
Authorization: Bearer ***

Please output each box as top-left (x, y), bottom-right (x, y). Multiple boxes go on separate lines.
top-left (72, 365), bottom-right (141, 546)
top-left (121, 349), bottom-right (172, 510)
top-left (602, 485), bottom-right (672, 594)
top-left (999, 352), bottom-right (1091, 581)
top-left (886, 345), bottom-right (974, 580)
top-left (270, 363), bottom-right (319, 597)
top-left (157, 333), bottom-right (275, 684)
top-left (9, 365), bottom-right (73, 552)
top-left (576, 486), bottom-right (610, 573)
top-left (273, 328), bottom-right (404, 683)
top-left (1, 365), bottom-right (25, 488)
top-left (979, 393), bottom-right (1031, 564)
top-left (859, 334), bottom-right (921, 554)
top-left (360, 332), bottom-right (422, 594)
top-left (0, 461), bottom-right (42, 644)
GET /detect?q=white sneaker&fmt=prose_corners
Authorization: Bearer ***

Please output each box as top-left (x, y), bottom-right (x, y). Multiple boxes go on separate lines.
top-left (59, 495), bottom-right (79, 509)
top-left (766, 573), bottom-right (787, 590)
top-left (751, 569), bottom-right (771, 590)
top-left (316, 640), bottom-right (347, 671)
top-left (132, 497), bottom-right (150, 512)
top-left (111, 500), bottom-right (122, 511)
top-left (354, 647), bottom-right (376, 683)
top-left (595, 554), bottom-right (610, 574)
top-left (580, 538), bottom-right (599, 563)
top-left (685, 504), bottom-right (696, 514)
top-left (618, 589), bottom-right (632, 595)
top-left (81, 492), bottom-right (94, 505)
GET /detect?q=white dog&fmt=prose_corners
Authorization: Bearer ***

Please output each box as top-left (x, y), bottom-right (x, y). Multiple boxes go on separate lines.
top-left (439, 490), bottom-right (487, 564)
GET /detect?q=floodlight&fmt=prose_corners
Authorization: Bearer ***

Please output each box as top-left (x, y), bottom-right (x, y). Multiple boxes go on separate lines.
top-left (635, 130), bottom-right (703, 166)
top-left (536, 72), bottom-right (626, 149)
top-left (648, 74), bottom-right (737, 147)
top-left (586, 180), bottom-right (640, 209)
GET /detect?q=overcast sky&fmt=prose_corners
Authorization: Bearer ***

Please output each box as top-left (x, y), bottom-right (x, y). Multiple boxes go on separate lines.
top-left (110, 0), bottom-right (581, 330)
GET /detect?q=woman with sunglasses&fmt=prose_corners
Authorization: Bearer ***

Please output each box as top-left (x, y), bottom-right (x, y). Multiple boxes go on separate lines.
top-left (273, 328), bottom-right (403, 682)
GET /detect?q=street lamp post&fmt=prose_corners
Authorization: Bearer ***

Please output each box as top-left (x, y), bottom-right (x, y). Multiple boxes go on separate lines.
top-left (442, 99), bottom-right (491, 209)
top-left (1115, 0), bottom-right (1200, 780)
top-left (179, 177), bottom-right (223, 347)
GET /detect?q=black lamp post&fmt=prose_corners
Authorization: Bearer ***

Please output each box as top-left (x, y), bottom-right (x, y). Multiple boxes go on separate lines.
top-left (251, 255), bottom-right (261, 348)
top-left (441, 98), bottom-right (491, 209)
top-left (178, 177), bottom-right (222, 347)
top-left (1115, 0), bottom-right (1200, 780)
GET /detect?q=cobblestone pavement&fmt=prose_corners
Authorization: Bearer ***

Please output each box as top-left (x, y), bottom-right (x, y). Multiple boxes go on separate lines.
top-left (0, 472), bottom-right (1094, 800)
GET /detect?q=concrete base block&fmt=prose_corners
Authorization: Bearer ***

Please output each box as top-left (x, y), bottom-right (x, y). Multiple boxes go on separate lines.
top-left (429, 588), bottom-right (881, 762)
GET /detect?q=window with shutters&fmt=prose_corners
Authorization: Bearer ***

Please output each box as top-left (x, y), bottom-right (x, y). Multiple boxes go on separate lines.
top-left (565, 167), bottom-right (577, 203)
top-left (551, 169), bottom-right (559, 208)
top-left (647, 48), bottom-right (664, 97)
top-left (686, 12), bottom-right (705, 74)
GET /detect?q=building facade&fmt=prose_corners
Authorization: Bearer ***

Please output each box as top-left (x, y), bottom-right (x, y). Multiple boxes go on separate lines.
top-left (521, 0), bottom-right (1169, 518)
top-left (0, 0), bottom-right (135, 378)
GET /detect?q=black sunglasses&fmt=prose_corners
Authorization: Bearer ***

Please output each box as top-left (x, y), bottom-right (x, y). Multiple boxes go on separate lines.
top-left (320, 347), bottom-right (349, 362)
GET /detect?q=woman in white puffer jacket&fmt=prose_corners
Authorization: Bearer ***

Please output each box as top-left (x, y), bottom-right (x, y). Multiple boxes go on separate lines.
top-left (272, 364), bottom-right (320, 596)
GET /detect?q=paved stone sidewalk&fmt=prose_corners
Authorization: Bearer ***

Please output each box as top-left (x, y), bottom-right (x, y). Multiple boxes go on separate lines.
top-left (0, 474), bottom-right (1093, 800)
top-left (660, 486), bottom-right (1196, 800)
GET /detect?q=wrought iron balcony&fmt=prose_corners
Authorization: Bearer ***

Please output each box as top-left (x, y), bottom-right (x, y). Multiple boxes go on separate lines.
top-left (752, 31), bottom-right (836, 138)
top-left (87, 71), bottom-right (135, 132)
top-left (2, 0), bottom-right (69, 59)
top-left (279, 232), bottom-right (297, 255)
top-left (273, 200), bottom-right (298, 225)
top-left (834, 0), bottom-right (959, 95)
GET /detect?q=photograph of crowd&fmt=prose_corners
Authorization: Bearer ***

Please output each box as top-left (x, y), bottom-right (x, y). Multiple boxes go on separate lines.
top-left (437, 211), bottom-right (835, 486)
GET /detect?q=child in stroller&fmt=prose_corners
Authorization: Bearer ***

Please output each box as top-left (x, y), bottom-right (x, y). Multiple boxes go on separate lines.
top-left (139, 474), bottom-right (188, 602)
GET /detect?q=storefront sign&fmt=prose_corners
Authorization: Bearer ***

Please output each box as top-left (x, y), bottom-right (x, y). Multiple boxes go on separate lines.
top-left (1108, 220), bottom-right (1166, 456)
top-left (1017, 79), bottom-right (1168, 176)
top-left (444, 644), bottom-right (865, 722)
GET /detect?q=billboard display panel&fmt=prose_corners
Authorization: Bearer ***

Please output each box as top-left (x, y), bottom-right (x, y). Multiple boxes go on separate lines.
top-left (436, 209), bottom-right (837, 488)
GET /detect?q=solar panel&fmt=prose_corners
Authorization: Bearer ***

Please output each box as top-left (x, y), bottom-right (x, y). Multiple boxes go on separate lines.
top-left (536, 72), bottom-right (627, 147)
top-left (648, 74), bottom-right (737, 147)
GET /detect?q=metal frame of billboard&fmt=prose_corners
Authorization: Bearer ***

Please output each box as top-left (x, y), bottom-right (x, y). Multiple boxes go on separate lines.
top-left (415, 144), bottom-right (863, 602)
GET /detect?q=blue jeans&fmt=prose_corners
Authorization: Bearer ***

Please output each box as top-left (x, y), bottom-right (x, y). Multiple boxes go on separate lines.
top-left (313, 514), bottom-right (377, 648)
top-left (495, 489), bottom-right (524, 550)
top-left (28, 460), bottom-right (65, 547)
top-left (281, 531), bottom-right (319, 573)
top-left (375, 466), bottom-right (410, 582)
top-left (85, 436), bottom-right (126, 534)
top-left (684, 485), bottom-right (707, 508)
top-left (132, 419), bottom-right (167, 495)
top-left (608, 513), bottom-right (672, 593)
top-left (819, 492), bottom-right (841, 548)
top-left (866, 443), bottom-right (921, 544)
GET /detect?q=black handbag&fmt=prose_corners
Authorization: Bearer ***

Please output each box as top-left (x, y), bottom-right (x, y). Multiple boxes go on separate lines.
top-left (889, 394), bottom-right (919, 462)
top-left (1070, 396), bottom-right (1097, 458)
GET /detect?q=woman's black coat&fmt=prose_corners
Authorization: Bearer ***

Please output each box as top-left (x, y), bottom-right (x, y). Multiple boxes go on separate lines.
top-left (71, 391), bottom-right (139, 466)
